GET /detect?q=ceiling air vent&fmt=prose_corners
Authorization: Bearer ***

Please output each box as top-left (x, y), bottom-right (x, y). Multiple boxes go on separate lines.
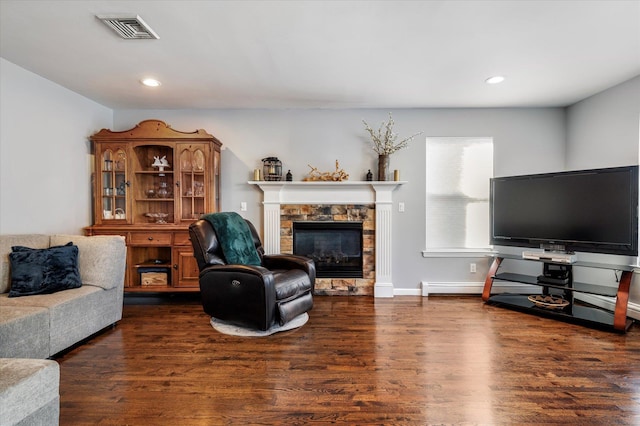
top-left (97, 14), bottom-right (159, 39)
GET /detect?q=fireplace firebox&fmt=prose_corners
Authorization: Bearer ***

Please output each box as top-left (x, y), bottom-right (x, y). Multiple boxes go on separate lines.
top-left (293, 222), bottom-right (363, 278)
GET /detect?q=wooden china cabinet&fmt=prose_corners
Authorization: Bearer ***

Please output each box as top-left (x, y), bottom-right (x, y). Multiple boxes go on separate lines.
top-left (84, 120), bottom-right (222, 292)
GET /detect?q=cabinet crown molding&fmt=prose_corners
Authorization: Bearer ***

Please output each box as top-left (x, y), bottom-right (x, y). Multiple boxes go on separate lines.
top-left (91, 119), bottom-right (221, 145)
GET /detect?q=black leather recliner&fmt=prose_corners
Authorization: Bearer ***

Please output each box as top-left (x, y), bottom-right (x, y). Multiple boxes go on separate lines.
top-left (189, 218), bottom-right (315, 331)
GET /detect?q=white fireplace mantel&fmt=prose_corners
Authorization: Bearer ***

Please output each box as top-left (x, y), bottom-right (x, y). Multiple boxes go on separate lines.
top-left (250, 181), bottom-right (405, 298)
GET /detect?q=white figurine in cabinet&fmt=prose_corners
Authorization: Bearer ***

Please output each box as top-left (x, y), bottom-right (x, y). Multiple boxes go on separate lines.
top-left (152, 156), bottom-right (170, 172)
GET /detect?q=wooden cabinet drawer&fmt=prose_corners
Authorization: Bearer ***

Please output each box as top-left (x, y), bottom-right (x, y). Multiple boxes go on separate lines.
top-left (130, 232), bottom-right (172, 245)
top-left (173, 232), bottom-right (192, 246)
top-left (84, 229), bottom-right (129, 243)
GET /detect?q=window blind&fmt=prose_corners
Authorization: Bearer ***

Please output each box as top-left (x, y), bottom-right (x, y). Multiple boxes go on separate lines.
top-left (426, 137), bottom-right (493, 250)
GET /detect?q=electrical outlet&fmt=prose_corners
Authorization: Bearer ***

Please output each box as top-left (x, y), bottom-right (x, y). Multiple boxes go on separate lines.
top-left (470, 263), bottom-right (477, 273)
top-left (398, 202), bottom-right (405, 212)
top-left (240, 202), bottom-right (247, 211)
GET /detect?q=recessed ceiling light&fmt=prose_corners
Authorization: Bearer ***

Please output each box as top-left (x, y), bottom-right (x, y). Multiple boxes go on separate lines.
top-left (485, 75), bottom-right (505, 84)
top-left (141, 78), bottom-right (161, 87)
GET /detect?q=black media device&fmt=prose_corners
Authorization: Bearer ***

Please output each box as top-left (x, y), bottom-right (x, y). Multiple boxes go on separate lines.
top-left (537, 263), bottom-right (572, 285)
top-left (490, 165), bottom-right (639, 256)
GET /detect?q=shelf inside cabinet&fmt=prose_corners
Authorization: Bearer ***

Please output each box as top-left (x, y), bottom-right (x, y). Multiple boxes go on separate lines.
top-left (134, 263), bottom-right (171, 269)
top-left (123, 286), bottom-right (197, 293)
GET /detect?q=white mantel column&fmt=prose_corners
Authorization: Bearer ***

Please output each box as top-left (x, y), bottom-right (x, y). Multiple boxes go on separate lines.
top-left (259, 183), bottom-right (285, 254)
top-left (372, 183), bottom-right (395, 298)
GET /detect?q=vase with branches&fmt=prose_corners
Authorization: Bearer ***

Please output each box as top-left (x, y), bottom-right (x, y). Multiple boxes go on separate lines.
top-left (363, 112), bottom-right (422, 180)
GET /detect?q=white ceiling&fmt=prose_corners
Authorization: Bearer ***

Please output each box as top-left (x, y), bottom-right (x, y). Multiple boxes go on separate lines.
top-left (1, 0), bottom-right (639, 110)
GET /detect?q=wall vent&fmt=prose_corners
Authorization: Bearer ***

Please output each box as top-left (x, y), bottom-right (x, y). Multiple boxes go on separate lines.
top-left (97, 15), bottom-right (159, 39)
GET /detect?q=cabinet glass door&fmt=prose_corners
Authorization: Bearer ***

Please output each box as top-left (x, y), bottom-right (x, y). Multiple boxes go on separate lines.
top-left (101, 148), bottom-right (128, 222)
top-left (133, 145), bottom-right (175, 224)
top-left (213, 149), bottom-right (221, 213)
top-left (178, 145), bottom-right (207, 221)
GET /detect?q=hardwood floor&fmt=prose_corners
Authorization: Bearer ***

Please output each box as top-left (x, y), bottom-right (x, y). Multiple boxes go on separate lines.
top-left (56, 295), bottom-right (640, 425)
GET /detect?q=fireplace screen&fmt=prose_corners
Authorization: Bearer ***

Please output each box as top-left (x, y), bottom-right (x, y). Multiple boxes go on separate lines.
top-left (293, 222), bottom-right (363, 278)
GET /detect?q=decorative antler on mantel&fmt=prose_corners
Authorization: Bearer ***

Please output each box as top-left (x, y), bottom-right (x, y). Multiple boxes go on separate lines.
top-left (303, 160), bottom-right (349, 181)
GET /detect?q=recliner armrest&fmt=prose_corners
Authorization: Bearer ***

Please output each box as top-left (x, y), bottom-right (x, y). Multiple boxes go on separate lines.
top-left (199, 263), bottom-right (272, 278)
top-left (263, 254), bottom-right (316, 284)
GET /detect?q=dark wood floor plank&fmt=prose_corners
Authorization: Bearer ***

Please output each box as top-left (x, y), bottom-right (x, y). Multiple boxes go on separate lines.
top-left (55, 296), bottom-right (640, 425)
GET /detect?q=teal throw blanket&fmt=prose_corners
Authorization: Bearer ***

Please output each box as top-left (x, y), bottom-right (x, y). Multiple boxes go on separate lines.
top-left (202, 212), bottom-right (261, 266)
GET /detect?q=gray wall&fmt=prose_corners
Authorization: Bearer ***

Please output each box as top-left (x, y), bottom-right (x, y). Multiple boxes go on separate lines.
top-left (2, 56), bottom-right (637, 298)
top-left (566, 75), bottom-right (639, 169)
top-left (565, 75), bottom-right (640, 306)
top-left (114, 108), bottom-right (566, 292)
top-left (0, 58), bottom-right (113, 234)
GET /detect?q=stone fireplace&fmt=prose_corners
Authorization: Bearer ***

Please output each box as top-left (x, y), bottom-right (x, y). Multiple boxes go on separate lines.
top-left (282, 204), bottom-right (374, 295)
top-left (251, 181), bottom-right (404, 297)
top-left (292, 220), bottom-right (364, 278)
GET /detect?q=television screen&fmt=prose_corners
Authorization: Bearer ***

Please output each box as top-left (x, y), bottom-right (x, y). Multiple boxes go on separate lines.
top-left (490, 165), bottom-right (638, 256)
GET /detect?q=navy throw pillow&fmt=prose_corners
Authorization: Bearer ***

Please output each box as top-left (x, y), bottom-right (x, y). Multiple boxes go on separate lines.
top-left (8, 242), bottom-right (82, 297)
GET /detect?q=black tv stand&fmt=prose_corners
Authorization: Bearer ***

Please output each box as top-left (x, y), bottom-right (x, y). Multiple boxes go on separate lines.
top-left (482, 254), bottom-right (635, 332)
top-left (536, 275), bottom-right (570, 286)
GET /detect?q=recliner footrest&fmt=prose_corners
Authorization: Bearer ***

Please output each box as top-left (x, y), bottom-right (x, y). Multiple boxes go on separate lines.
top-left (273, 269), bottom-right (312, 300)
top-left (277, 291), bottom-right (313, 325)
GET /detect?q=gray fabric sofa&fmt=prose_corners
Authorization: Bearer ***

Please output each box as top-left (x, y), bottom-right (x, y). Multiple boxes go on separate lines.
top-left (0, 358), bottom-right (59, 426)
top-left (0, 234), bottom-right (126, 359)
top-left (0, 234), bottom-right (126, 426)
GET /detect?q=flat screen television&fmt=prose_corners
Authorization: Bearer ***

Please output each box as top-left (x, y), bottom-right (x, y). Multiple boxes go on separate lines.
top-left (490, 165), bottom-right (639, 256)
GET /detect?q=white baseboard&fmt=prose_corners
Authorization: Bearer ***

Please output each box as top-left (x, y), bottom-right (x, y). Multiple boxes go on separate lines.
top-left (374, 282), bottom-right (394, 298)
top-left (393, 288), bottom-right (422, 296)
top-left (626, 301), bottom-right (640, 321)
top-left (420, 281), bottom-right (541, 296)
top-left (416, 281), bottom-right (640, 321)
top-left (575, 293), bottom-right (640, 321)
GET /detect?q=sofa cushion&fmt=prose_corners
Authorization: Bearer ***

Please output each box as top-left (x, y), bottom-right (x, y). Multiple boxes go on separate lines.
top-left (50, 235), bottom-right (126, 290)
top-left (0, 285), bottom-right (110, 356)
top-left (0, 235), bottom-right (50, 294)
top-left (9, 242), bottom-right (81, 297)
top-left (0, 358), bottom-right (60, 426)
top-left (0, 305), bottom-right (49, 359)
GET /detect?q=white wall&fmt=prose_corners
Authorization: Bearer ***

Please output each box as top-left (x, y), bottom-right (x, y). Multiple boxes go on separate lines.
top-left (0, 58), bottom-right (113, 234)
top-left (114, 107), bottom-right (566, 292)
